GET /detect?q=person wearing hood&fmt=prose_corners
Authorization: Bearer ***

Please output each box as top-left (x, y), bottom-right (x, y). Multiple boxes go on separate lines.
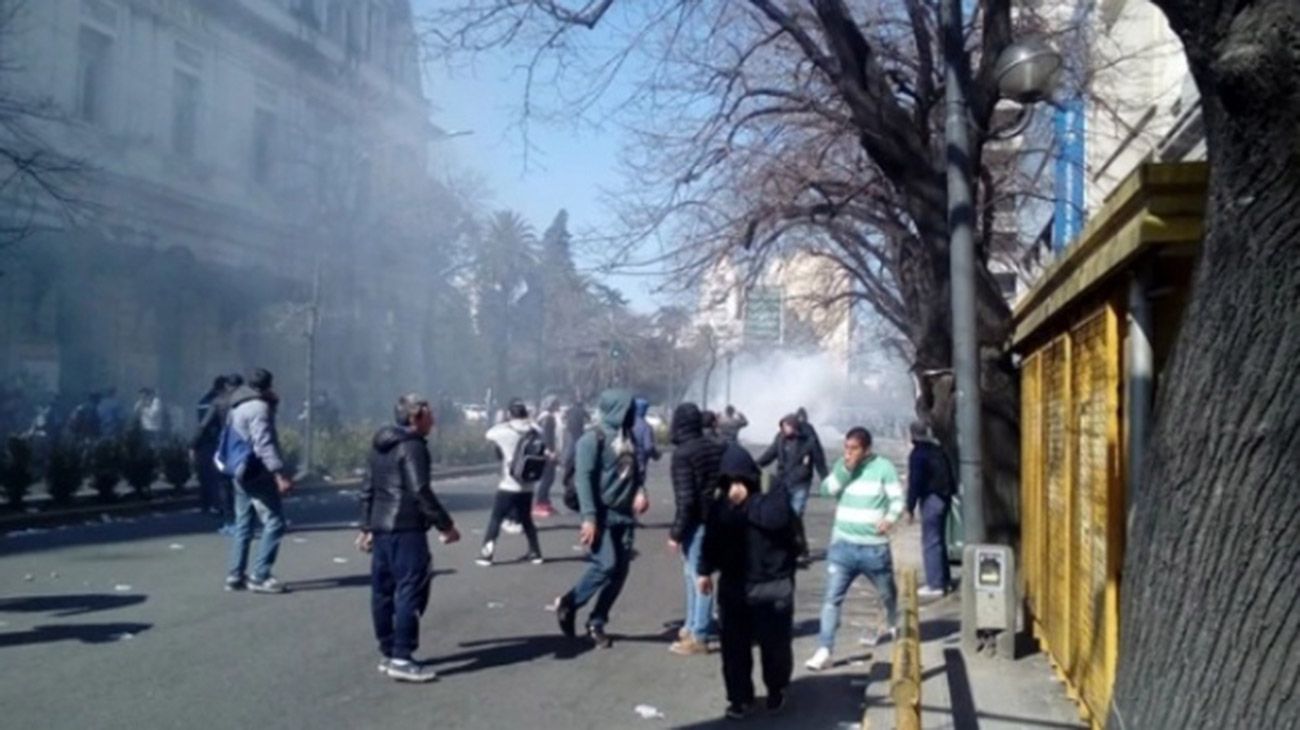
top-left (224, 368), bottom-right (294, 594)
top-left (697, 444), bottom-right (798, 720)
top-left (667, 402), bottom-right (726, 656)
top-left (631, 397), bottom-right (661, 484)
top-left (192, 375), bottom-right (230, 520)
top-left (554, 388), bottom-right (648, 648)
top-left (357, 393), bottom-right (460, 683)
top-left (532, 396), bottom-right (562, 518)
top-left (905, 420), bottom-right (955, 596)
top-left (757, 413), bottom-right (829, 562)
top-left (478, 400), bottom-right (545, 566)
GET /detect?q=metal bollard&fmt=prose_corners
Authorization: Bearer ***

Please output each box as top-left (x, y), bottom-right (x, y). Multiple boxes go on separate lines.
top-left (890, 568), bottom-right (922, 730)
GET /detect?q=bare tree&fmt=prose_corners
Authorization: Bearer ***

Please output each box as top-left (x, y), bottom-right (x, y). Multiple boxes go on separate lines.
top-left (0, 0), bottom-right (85, 256)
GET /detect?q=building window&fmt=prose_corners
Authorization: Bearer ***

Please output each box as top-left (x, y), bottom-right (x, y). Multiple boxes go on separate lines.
top-left (171, 70), bottom-right (200, 159)
top-left (252, 108), bottom-right (277, 183)
top-left (75, 27), bottom-right (112, 125)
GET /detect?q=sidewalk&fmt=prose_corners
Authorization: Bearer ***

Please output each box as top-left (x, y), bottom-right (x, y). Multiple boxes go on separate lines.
top-left (795, 441), bottom-right (1086, 730)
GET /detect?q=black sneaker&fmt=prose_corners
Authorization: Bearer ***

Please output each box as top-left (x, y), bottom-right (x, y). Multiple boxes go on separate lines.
top-left (476, 541), bottom-right (495, 567)
top-left (725, 702), bottom-right (750, 721)
top-left (224, 575), bottom-right (245, 592)
top-left (524, 552), bottom-right (544, 565)
top-left (765, 691), bottom-right (786, 713)
top-left (385, 659), bottom-right (437, 683)
top-left (588, 624), bottom-right (613, 649)
top-left (555, 593), bottom-right (576, 638)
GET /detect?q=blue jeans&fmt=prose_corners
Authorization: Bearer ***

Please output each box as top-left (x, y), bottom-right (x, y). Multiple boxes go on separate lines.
top-left (226, 472), bottom-right (286, 582)
top-left (789, 485), bottom-right (811, 516)
top-left (817, 541), bottom-right (898, 651)
top-left (681, 525), bottom-right (717, 640)
top-left (920, 495), bottom-right (952, 590)
top-left (371, 531), bottom-right (432, 662)
top-left (571, 522), bottom-right (635, 629)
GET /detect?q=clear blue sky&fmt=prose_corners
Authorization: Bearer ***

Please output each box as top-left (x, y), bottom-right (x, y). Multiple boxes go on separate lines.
top-left (414, 1), bottom-right (665, 312)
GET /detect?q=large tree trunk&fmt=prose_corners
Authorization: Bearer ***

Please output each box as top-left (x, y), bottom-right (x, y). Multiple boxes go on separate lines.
top-left (1109, 6), bottom-right (1300, 724)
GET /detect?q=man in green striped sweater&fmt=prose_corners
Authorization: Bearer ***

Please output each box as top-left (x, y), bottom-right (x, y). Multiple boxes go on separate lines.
top-left (805, 427), bottom-right (904, 672)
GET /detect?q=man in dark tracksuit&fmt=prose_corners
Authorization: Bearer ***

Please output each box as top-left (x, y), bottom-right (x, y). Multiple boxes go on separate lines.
top-left (698, 444), bottom-right (798, 720)
top-left (358, 393), bottom-right (460, 683)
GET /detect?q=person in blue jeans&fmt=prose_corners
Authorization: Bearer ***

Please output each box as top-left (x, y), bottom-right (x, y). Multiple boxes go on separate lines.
top-left (805, 427), bottom-right (904, 671)
top-left (357, 393), bottom-right (460, 683)
top-left (224, 368), bottom-right (294, 594)
top-left (905, 420), bottom-right (955, 596)
top-left (757, 413), bottom-right (829, 561)
top-left (554, 389), bottom-right (648, 648)
top-left (666, 402), bottom-right (726, 656)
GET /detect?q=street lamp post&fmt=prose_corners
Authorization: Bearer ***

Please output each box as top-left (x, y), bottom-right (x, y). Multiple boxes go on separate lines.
top-left (943, 0), bottom-right (1059, 654)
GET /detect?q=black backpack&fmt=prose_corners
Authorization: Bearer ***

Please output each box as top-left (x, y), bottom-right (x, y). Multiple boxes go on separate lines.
top-left (510, 427), bottom-right (549, 484)
top-left (562, 428), bottom-right (604, 512)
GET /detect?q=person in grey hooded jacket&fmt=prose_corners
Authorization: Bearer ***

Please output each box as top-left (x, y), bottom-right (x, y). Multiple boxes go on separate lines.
top-left (224, 367), bottom-right (294, 594)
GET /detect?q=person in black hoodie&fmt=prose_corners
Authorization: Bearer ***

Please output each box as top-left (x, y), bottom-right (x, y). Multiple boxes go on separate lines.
top-left (358, 393), bottom-right (460, 683)
top-left (698, 444), bottom-right (798, 720)
top-left (667, 402), bottom-right (727, 656)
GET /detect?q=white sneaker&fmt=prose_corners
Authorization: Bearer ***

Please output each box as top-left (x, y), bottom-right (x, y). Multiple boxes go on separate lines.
top-left (804, 647), bottom-right (832, 672)
top-left (860, 626), bottom-right (898, 647)
top-left (385, 659), bottom-right (437, 683)
top-left (476, 541), bottom-right (494, 567)
top-left (917, 586), bottom-right (946, 599)
top-left (502, 520), bottom-right (523, 535)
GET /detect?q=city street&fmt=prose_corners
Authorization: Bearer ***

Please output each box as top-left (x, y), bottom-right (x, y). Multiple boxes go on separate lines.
top-left (1, 465), bottom-right (886, 730)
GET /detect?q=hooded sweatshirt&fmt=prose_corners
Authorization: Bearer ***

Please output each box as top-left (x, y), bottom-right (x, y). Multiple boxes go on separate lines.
top-left (699, 445), bottom-right (798, 591)
top-left (227, 385), bottom-right (284, 477)
top-left (486, 418), bottom-right (539, 492)
top-left (574, 389), bottom-right (639, 524)
top-left (668, 402), bottom-right (726, 542)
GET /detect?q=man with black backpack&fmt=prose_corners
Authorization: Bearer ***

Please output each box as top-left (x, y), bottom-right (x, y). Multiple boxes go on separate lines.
top-left (905, 420), bottom-right (955, 597)
top-left (553, 388), bottom-right (648, 648)
top-left (478, 399), bottom-right (546, 566)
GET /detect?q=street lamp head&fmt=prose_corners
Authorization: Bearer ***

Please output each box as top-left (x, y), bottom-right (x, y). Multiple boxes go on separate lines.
top-left (994, 39), bottom-right (1063, 104)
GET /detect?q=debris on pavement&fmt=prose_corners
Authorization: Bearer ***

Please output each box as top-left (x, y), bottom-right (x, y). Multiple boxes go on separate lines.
top-left (168, 543), bottom-right (185, 551)
top-left (114, 584), bottom-right (132, 592)
top-left (634, 705), bottom-right (665, 720)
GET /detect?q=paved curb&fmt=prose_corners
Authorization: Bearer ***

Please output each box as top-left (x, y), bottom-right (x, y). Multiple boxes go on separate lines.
top-left (0, 463), bottom-right (499, 533)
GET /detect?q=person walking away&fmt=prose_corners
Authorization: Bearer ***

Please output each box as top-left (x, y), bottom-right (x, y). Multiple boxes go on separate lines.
top-left (478, 400), bottom-right (545, 566)
top-left (905, 421), bottom-right (955, 596)
top-left (631, 397), bottom-right (661, 487)
top-left (698, 444), bottom-right (797, 720)
top-left (717, 405), bottom-right (749, 444)
top-left (357, 393), bottom-right (460, 683)
top-left (805, 427), bottom-right (904, 671)
top-left (192, 376), bottom-right (229, 518)
top-left (532, 396), bottom-right (561, 518)
top-left (667, 402), bottom-right (726, 656)
top-left (554, 389), bottom-right (648, 648)
top-left (756, 414), bottom-right (828, 561)
top-left (223, 368), bottom-right (294, 594)
top-left (794, 407), bottom-right (829, 493)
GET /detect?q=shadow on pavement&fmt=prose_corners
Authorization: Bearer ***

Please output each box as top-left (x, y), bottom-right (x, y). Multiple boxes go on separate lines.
top-left (289, 568), bottom-right (457, 593)
top-left (670, 671), bottom-right (872, 729)
top-left (428, 633), bottom-right (595, 675)
top-left (0, 621), bottom-right (152, 649)
top-left (921, 617), bottom-right (960, 642)
top-left (943, 648), bottom-right (980, 730)
top-left (0, 593), bottom-right (147, 617)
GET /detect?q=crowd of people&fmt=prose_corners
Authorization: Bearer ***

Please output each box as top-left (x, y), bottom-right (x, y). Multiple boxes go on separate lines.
top-left (194, 369), bottom-right (954, 721)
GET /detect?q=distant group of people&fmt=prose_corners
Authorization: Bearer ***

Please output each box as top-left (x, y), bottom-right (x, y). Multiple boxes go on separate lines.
top-left (194, 371), bottom-right (953, 721)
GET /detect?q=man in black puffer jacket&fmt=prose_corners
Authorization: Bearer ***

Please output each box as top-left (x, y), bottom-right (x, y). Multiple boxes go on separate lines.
top-left (698, 444), bottom-right (798, 720)
top-left (358, 393), bottom-right (460, 683)
top-left (667, 402), bottom-right (727, 656)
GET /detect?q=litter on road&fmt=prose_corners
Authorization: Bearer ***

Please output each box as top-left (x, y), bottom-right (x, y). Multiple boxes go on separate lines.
top-left (634, 705), bottom-right (665, 720)
top-left (114, 584), bottom-right (132, 592)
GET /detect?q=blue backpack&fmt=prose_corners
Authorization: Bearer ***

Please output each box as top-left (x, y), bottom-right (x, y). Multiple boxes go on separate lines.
top-left (213, 421), bottom-right (253, 478)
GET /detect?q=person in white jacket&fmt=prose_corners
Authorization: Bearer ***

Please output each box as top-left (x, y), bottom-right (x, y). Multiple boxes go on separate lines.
top-left (478, 400), bottom-right (544, 566)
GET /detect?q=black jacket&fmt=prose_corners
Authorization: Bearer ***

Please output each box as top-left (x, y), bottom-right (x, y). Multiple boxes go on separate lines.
top-left (906, 440), bottom-right (955, 511)
top-left (360, 426), bottom-right (454, 533)
top-left (669, 403), bottom-right (727, 543)
top-left (699, 445), bottom-right (798, 590)
top-left (756, 424), bottom-right (828, 489)
top-left (190, 388), bottom-right (230, 452)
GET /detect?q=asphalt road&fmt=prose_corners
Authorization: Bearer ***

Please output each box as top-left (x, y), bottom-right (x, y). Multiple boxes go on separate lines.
top-left (0, 465), bottom-right (889, 730)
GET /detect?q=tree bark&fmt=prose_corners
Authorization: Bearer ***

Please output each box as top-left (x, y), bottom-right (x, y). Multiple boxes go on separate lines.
top-left (1110, 2), bottom-right (1300, 725)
